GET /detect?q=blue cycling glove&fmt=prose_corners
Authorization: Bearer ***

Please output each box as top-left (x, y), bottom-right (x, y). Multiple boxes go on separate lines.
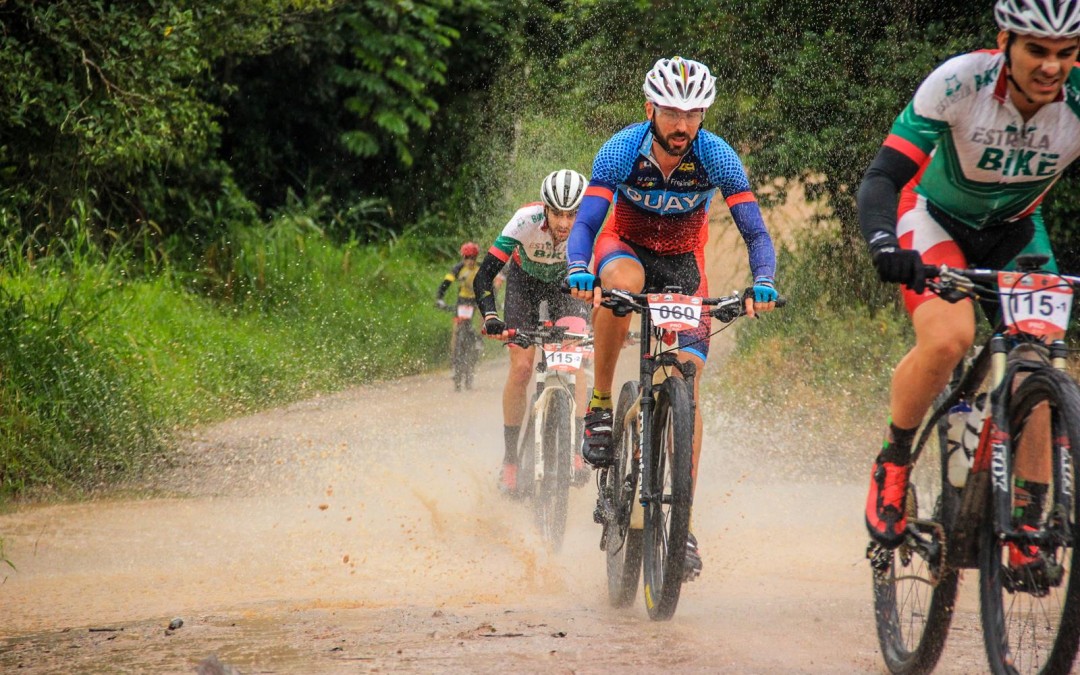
top-left (567, 267), bottom-right (597, 291)
top-left (751, 277), bottom-right (779, 304)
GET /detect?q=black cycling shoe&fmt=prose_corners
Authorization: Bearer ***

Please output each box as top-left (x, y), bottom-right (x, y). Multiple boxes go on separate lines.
top-left (582, 407), bottom-right (614, 467)
top-left (684, 532), bottom-right (702, 581)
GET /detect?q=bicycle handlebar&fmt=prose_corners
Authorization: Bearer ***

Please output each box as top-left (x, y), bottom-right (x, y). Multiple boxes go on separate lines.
top-left (921, 262), bottom-right (1080, 304)
top-left (597, 287), bottom-right (786, 320)
top-left (503, 326), bottom-right (593, 349)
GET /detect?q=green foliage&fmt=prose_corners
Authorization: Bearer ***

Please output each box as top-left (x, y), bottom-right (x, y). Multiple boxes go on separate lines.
top-left (724, 227), bottom-right (913, 425)
top-left (0, 209), bottom-right (447, 498)
top-left (0, 0), bottom-right (330, 241)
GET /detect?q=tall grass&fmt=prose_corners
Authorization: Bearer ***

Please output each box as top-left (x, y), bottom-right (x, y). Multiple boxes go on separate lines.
top-left (0, 207), bottom-right (447, 500)
top-left (721, 225), bottom-right (913, 434)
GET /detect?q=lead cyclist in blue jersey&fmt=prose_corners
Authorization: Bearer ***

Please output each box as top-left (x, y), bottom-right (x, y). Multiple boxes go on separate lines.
top-left (566, 56), bottom-right (780, 578)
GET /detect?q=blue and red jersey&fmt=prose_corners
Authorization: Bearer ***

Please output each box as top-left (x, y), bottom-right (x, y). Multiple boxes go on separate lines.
top-left (567, 121), bottom-right (775, 279)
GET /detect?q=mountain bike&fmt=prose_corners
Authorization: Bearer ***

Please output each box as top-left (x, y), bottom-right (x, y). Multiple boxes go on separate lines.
top-left (440, 300), bottom-right (481, 391)
top-left (868, 255), bottom-right (1080, 675)
top-left (506, 305), bottom-right (592, 551)
top-left (591, 286), bottom-right (774, 621)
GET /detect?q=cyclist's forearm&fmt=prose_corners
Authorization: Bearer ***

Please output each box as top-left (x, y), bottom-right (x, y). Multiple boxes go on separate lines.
top-left (473, 252), bottom-right (504, 316)
top-left (858, 146), bottom-right (920, 252)
top-left (436, 275), bottom-right (453, 300)
top-left (730, 200), bottom-right (776, 279)
top-left (567, 192), bottom-right (612, 269)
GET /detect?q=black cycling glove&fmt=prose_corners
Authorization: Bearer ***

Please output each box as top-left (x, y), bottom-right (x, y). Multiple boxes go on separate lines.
top-left (872, 245), bottom-right (926, 294)
top-left (483, 314), bottom-right (506, 336)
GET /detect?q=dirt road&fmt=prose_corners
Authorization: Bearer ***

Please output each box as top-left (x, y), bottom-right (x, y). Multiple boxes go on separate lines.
top-left (0, 352), bottom-right (994, 674)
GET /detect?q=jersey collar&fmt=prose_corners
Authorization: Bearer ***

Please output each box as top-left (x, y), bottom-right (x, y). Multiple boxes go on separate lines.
top-left (994, 56), bottom-right (1066, 105)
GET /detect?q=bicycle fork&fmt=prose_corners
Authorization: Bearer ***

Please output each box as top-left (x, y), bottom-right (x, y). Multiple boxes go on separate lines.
top-left (950, 337), bottom-right (1075, 569)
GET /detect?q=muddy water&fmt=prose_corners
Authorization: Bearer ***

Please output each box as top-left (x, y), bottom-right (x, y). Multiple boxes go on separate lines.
top-left (0, 203), bottom-right (993, 673)
top-left (0, 355), bottom-right (990, 674)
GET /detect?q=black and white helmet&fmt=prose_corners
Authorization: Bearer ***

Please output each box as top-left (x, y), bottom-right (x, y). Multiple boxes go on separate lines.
top-left (995, 0), bottom-right (1080, 38)
top-left (540, 169), bottom-right (587, 211)
top-left (643, 56), bottom-right (716, 111)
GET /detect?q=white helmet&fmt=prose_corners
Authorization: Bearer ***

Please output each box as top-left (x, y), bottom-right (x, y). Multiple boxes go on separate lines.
top-left (995, 0), bottom-right (1080, 38)
top-left (540, 169), bottom-right (586, 211)
top-left (643, 56), bottom-right (716, 111)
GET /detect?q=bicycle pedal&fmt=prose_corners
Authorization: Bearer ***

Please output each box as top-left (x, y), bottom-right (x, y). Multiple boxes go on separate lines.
top-left (593, 505), bottom-right (605, 525)
top-left (866, 541), bottom-right (892, 573)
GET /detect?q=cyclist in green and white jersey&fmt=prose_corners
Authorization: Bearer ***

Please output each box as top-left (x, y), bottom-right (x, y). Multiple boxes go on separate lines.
top-left (861, 0), bottom-right (1080, 554)
top-left (474, 169), bottom-right (592, 495)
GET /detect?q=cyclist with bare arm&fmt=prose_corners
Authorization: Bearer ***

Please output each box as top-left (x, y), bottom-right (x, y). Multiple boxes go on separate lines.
top-left (474, 170), bottom-right (592, 495)
top-left (566, 56), bottom-right (779, 578)
top-left (861, 1), bottom-right (1080, 573)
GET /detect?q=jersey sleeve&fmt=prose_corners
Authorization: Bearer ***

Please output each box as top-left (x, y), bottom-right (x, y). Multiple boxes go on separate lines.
top-left (698, 133), bottom-right (776, 279)
top-left (884, 53), bottom-right (978, 164)
top-left (489, 208), bottom-right (531, 262)
top-left (567, 124), bottom-right (644, 268)
top-left (436, 261), bottom-right (464, 299)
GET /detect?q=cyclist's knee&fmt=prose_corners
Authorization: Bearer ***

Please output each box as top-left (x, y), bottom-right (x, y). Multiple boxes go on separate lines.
top-left (507, 359), bottom-right (532, 385)
top-left (599, 259), bottom-right (644, 292)
top-left (918, 327), bottom-right (973, 366)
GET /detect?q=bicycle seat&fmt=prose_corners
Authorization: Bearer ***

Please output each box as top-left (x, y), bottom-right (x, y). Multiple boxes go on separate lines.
top-left (555, 316), bottom-right (587, 333)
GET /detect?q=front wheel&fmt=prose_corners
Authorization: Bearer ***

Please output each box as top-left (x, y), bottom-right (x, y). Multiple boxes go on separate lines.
top-left (642, 377), bottom-right (694, 621)
top-left (606, 379), bottom-right (642, 608)
top-left (872, 385), bottom-right (960, 674)
top-left (452, 320), bottom-right (478, 390)
top-left (534, 388), bottom-right (572, 551)
top-left (980, 367), bottom-right (1080, 675)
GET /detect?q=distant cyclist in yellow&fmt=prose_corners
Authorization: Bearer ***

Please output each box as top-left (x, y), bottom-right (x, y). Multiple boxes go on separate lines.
top-left (436, 242), bottom-right (481, 390)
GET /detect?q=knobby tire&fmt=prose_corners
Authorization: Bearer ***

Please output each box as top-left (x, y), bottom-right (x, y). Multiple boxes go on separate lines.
top-left (980, 367), bottom-right (1080, 675)
top-left (607, 380), bottom-right (643, 608)
top-left (873, 386), bottom-right (960, 674)
top-left (535, 388), bottom-right (572, 551)
top-left (642, 377), bottom-right (694, 621)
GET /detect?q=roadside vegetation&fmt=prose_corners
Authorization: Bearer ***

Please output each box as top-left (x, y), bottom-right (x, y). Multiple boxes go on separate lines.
top-left (4, 0), bottom-right (1080, 500)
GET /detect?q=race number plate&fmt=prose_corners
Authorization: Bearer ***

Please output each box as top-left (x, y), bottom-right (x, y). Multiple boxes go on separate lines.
top-left (544, 345), bottom-right (587, 372)
top-left (457, 304), bottom-right (475, 320)
top-left (647, 293), bottom-right (702, 332)
top-left (998, 271), bottom-right (1073, 337)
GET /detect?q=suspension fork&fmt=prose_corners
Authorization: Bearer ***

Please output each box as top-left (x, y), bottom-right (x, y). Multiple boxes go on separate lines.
top-left (638, 310), bottom-right (657, 507)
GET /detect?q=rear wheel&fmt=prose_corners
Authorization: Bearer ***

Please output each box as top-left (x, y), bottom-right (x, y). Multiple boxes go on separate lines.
top-left (605, 380), bottom-right (642, 608)
top-left (980, 367), bottom-right (1080, 675)
top-left (872, 387), bottom-right (960, 674)
top-left (642, 377), bottom-right (693, 621)
top-left (535, 388), bottom-right (572, 551)
top-left (453, 320), bottom-right (478, 390)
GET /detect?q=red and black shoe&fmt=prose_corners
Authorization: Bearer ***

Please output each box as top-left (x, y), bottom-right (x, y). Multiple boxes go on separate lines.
top-left (865, 457), bottom-right (912, 548)
top-left (498, 462), bottom-right (518, 497)
top-left (581, 407), bottom-right (614, 467)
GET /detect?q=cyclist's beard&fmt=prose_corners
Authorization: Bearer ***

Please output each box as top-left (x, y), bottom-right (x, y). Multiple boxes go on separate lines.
top-left (650, 121), bottom-right (697, 157)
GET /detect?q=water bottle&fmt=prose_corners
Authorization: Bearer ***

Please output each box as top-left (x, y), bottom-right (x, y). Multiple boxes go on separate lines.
top-left (961, 394), bottom-right (989, 479)
top-left (946, 400), bottom-right (972, 488)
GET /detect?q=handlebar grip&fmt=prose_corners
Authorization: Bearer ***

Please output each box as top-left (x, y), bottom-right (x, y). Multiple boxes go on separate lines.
top-left (922, 264), bottom-right (940, 278)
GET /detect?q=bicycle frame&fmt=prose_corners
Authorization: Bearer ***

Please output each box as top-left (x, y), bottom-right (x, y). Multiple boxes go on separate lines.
top-left (529, 341), bottom-right (584, 484)
top-left (619, 301), bottom-right (697, 511)
top-left (506, 316), bottom-right (592, 487)
top-left (904, 266), bottom-right (1077, 570)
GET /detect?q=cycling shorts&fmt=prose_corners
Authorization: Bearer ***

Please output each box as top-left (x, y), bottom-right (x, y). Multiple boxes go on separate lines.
top-left (897, 192), bottom-right (1054, 315)
top-left (503, 262), bottom-right (589, 333)
top-left (594, 230), bottom-right (713, 362)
